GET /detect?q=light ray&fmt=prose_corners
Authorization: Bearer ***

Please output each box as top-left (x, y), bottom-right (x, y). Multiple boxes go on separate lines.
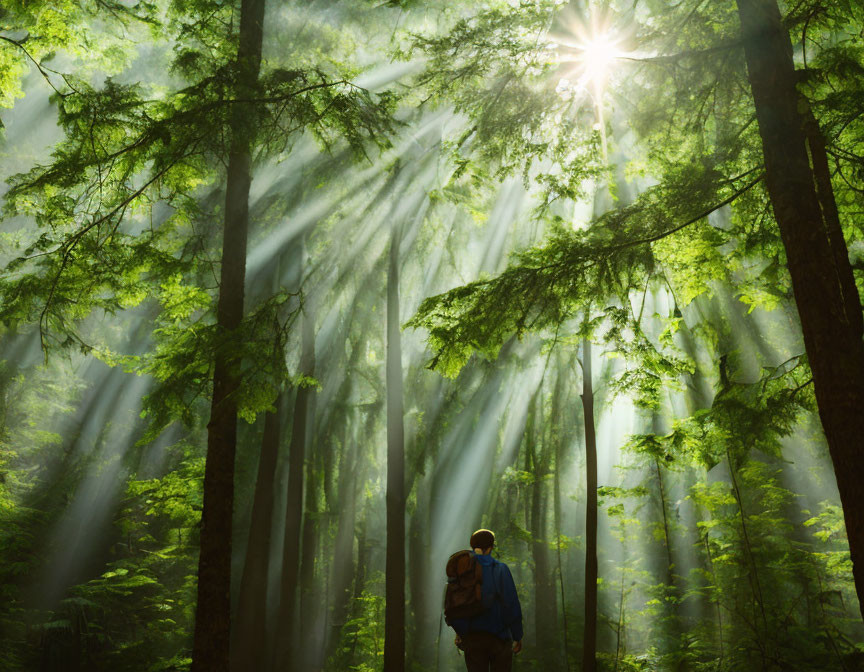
top-left (552, 14), bottom-right (629, 96)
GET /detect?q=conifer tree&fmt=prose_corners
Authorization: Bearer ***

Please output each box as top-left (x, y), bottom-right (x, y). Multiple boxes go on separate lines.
top-left (581, 338), bottom-right (598, 672)
top-left (275, 302), bottom-right (316, 672)
top-left (192, 0), bottom-right (266, 669)
top-left (384, 186), bottom-right (407, 672)
top-left (733, 0), bottom-right (864, 613)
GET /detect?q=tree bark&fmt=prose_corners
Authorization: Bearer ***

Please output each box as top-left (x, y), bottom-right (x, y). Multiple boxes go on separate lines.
top-left (191, 1), bottom-right (266, 669)
top-left (274, 305), bottom-right (316, 671)
top-left (735, 0), bottom-right (864, 617)
top-left (581, 339), bottom-right (598, 672)
top-left (383, 223), bottom-right (406, 672)
top-left (232, 396), bottom-right (283, 672)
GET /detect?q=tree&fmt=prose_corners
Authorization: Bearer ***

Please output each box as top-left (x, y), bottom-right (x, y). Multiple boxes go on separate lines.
top-left (526, 391), bottom-right (560, 667)
top-left (5, 2), bottom-right (864, 670)
top-left (191, 1), bottom-right (266, 669)
top-left (232, 393), bottom-right (283, 672)
top-left (581, 339), bottom-right (598, 672)
top-left (275, 301), bottom-right (316, 672)
top-left (232, 251), bottom-right (293, 672)
top-left (384, 189), bottom-right (407, 672)
top-left (733, 0), bottom-right (864, 614)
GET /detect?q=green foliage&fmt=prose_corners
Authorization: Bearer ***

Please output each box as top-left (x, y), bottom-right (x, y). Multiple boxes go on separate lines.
top-left (34, 445), bottom-right (202, 671)
top-left (685, 461), bottom-right (862, 671)
top-left (405, 0), bottom-right (864, 389)
top-left (597, 445), bottom-right (864, 672)
top-left (0, 0), bottom-right (155, 112)
top-left (0, 358), bottom-right (88, 669)
top-left (0, 58), bottom-right (396, 352)
top-left (407, 164), bottom-right (763, 378)
top-left (331, 573), bottom-right (386, 672)
top-left (97, 288), bottom-right (305, 439)
top-left (626, 355), bottom-right (814, 470)
top-left (404, 0), bottom-right (600, 194)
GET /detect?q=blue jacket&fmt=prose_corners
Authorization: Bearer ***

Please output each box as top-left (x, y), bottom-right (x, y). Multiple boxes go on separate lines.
top-left (450, 553), bottom-right (524, 642)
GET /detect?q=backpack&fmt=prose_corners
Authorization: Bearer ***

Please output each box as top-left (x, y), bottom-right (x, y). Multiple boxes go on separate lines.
top-left (444, 550), bottom-right (486, 622)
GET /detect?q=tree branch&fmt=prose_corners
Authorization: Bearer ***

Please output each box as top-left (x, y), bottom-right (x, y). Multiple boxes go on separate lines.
top-left (0, 34), bottom-right (73, 98)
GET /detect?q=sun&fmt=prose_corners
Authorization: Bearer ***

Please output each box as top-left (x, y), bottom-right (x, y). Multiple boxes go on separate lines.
top-left (552, 15), bottom-right (629, 97)
top-left (579, 33), bottom-right (622, 90)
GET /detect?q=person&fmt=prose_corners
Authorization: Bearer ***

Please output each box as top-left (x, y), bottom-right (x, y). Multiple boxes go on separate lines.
top-left (449, 529), bottom-right (523, 672)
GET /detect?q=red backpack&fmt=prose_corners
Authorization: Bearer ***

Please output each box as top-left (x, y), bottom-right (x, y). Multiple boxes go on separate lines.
top-left (444, 550), bottom-right (485, 622)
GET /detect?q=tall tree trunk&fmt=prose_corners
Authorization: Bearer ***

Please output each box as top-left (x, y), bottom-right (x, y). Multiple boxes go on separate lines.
top-left (383, 224), bottom-right (406, 672)
top-left (233, 252), bottom-right (288, 672)
top-left (735, 0), bottom-right (864, 617)
top-left (348, 500), bottom-right (371, 664)
top-left (653, 448), bottom-right (684, 665)
top-left (191, 1), bottom-right (266, 669)
top-left (299, 419), bottom-right (320, 668)
top-left (653, 458), bottom-right (674, 585)
top-left (274, 305), bottom-right (316, 671)
top-left (408, 477), bottom-right (433, 664)
top-left (327, 430), bottom-right (359, 657)
top-left (581, 339), bottom-right (598, 672)
top-left (326, 326), bottom-right (374, 660)
top-left (529, 393), bottom-right (558, 664)
top-left (330, 402), bottom-right (376, 670)
top-left (531, 465), bottom-right (558, 660)
top-left (232, 395), bottom-right (283, 672)
top-left (552, 365), bottom-right (571, 671)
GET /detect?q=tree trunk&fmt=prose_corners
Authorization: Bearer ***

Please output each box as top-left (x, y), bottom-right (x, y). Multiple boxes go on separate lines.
top-left (735, 0), bottom-right (864, 617)
top-left (233, 251), bottom-right (287, 672)
top-left (330, 403), bottom-right (375, 670)
top-left (552, 365), bottom-right (571, 670)
top-left (653, 458), bottom-right (684, 665)
top-left (191, 1), bottom-right (266, 669)
top-left (327, 431), bottom-right (359, 657)
top-left (299, 419), bottom-right (320, 668)
top-left (348, 500), bottom-right (371, 664)
top-left (383, 224), bottom-right (406, 672)
top-left (408, 477), bottom-right (434, 665)
top-left (232, 395), bottom-right (283, 672)
top-left (654, 458), bottom-right (674, 584)
top-left (326, 327), bottom-right (375, 661)
top-left (274, 306), bottom-right (316, 671)
top-left (581, 339), bottom-right (598, 672)
top-left (529, 394), bottom-right (558, 664)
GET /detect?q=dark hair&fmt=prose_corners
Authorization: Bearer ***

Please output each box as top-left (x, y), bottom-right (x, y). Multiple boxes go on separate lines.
top-left (470, 529), bottom-right (495, 551)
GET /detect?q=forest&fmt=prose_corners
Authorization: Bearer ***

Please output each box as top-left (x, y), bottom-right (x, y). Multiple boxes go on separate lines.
top-left (1, 0), bottom-right (864, 670)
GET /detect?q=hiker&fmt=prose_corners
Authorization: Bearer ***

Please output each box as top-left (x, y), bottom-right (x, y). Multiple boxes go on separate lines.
top-left (445, 529), bottom-right (523, 672)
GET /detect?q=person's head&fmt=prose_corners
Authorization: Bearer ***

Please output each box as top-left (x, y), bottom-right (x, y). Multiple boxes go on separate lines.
top-left (470, 528), bottom-right (495, 555)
